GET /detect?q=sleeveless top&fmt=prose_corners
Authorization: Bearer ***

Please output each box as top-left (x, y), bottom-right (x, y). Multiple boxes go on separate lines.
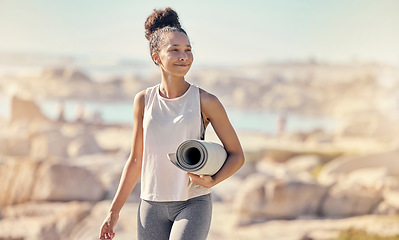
top-left (141, 83), bottom-right (211, 201)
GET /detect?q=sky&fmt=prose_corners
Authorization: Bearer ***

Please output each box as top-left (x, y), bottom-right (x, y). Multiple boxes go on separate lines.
top-left (1, 0), bottom-right (399, 66)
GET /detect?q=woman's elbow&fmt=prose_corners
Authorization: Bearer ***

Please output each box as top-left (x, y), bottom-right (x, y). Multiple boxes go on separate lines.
top-left (235, 152), bottom-right (245, 169)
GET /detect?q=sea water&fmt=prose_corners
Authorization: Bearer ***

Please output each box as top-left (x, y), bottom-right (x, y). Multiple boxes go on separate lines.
top-left (0, 97), bottom-right (336, 134)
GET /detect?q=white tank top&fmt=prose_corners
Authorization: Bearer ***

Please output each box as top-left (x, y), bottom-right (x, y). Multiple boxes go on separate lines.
top-left (141, 83), bottom-right (211, 201)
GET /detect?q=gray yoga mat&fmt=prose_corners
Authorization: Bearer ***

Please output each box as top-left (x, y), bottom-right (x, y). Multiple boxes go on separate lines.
top-left (167, 140), bottom-right (227, 175)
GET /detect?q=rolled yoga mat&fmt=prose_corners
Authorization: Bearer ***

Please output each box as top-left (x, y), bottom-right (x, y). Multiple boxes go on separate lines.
top-left (167, 140), bottom-right (227, 175)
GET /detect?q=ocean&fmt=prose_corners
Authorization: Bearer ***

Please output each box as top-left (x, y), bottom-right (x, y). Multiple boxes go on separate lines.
top-left (0, 97), bottom-right (336, 134)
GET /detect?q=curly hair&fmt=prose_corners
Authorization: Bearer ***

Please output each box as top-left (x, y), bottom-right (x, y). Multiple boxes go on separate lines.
top-left (144, 8), bottom-right (188, 65)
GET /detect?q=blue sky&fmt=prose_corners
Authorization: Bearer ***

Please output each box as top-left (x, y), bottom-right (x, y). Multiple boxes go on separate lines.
top-left (1, 0), bottom-right (398, 65)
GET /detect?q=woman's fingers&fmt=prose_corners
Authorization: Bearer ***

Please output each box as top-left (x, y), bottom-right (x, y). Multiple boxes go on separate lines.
top-left (187, 173), bottom-right (215, 188)
top-left (99, 222), bottom-right (115, 239)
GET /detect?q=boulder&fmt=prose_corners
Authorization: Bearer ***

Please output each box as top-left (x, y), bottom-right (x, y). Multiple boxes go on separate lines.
top-left (233, 161), bottom-right (257, 178)
top-left (264, 149), bottom-right (297, 163)
top-left (321, 173), bottom-right (383, 218)
top-left (42, 67), bottom-right (91, 82)
top-left (337, 116), bottom-right (399, 140)
top-left (67, 133), bottom-right (102, 157)
top-left (69, 200), bottom-right (138, 240)
top-left (256, 160), bottom-right (295, 180)
top-left (30, 128), bottom-right (70, 159)
top-left (212, 176), bottom-right (243, 202)
top-left (32, 162), bottom-right (105, 202)
top-left (0, 159), bottom-right (105, 205)
top-left (305, 129), bottom-right (333, 144)
top-left (10, 95), bottom-right (49, 122)
top-left (0, 201), bottom-right (91, 240)
top-left (0, 120), bottom-right (42, 156)
top-left (383, 190), bottom-right (399, 209)
top-left (374, 200), bottom-right (399, 215)
top-left (67, 153), bottom-right (141, 202)
top-left (0, 159), bottom-right (40, 206)
top-left (286, 154), bottom-right (321, 173)
top-left (374, 189), bottom-right (399, 215)
top-left (235, 174), bottom-right (328, 225)
top-left (343, 167), bottom-right (394, 190)
top-left (321, 167), bottom-right (398, 218)
top-left (318, 149), bottom-right (399, 185)
top-left (62, 68), bottom-right (91, 82)
top-left (0, 136), bottom-right (30, 156)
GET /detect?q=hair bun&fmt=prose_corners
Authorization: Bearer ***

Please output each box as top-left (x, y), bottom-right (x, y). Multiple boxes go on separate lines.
top-left (145, 8), bottom-right (181, 40)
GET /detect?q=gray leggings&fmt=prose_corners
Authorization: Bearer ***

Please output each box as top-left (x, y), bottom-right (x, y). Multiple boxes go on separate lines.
top-left (137, 194), bottom-right (212, 240)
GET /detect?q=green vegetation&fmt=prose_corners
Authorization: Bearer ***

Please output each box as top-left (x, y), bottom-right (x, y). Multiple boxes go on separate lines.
top-left (329, 228), bottom-right (399, 240)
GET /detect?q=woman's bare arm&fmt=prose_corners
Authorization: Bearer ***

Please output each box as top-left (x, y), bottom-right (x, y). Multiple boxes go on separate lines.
top-left (187, 90), bottom-right (245, 188)
top-left (99, 90), bottom-right (145, 239)
top-left (109, 90), bottom-right (145, 213)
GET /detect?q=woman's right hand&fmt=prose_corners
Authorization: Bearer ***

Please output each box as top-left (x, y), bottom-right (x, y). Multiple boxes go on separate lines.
top-left (99, 212), bottom-right (119, 239)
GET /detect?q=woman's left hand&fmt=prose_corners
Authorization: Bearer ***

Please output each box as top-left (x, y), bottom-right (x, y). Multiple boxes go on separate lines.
top-left (187, 173), bottom-right (216, 188)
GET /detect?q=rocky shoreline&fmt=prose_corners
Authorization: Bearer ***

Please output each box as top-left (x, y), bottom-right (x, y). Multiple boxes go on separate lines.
top-left (1, 61), bottom-right (399, 239)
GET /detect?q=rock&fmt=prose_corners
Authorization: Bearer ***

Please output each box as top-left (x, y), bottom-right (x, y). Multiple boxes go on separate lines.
top-left (321, 180), bottom-right (383, 218)
top-left (67, 133), bottom-right (102, 157)
top-left (10, 95), bottom-right (49, 123)
top-left (69, 200), bottom-right (139, 240)
top-left (32, 162), bottom-right (105, 202)
top-left (233, 161), bottom-right (256, 178)
top-left (337, 116), bottom-right (399, 140)
top-left (283, 131), bottom-right (308, 142)
top-left (234, 174), bottom-right (270, 224)
top-left (0, 217), bottom-right (60, 240)
top-left (374, 200), bottom-right (399, 215)
top-left (305, 129), bottom-right (333, 144)
top-left (212, 176), bottom-right (243, 202)
top-left (383, 190), bottom-right (399, 209)
top-left (235, 174), bottom-right (328, 225)
top-left (67, 153), bottom-right (141, 202)
top-left (0, 201), bottom-right (92, 240)
top-left (62, 68), bottom-right (91, 82)
top-left (374, 189), bottom-right (399, 215)
top-left (343, 167), bottom-right (394, 191)
top-left (317, 150), bottom-right (399, 217)
top-left (256, 160), bottom-right (294, 180)
top-left (42, 67), bottom-right (91, 82)
top-left (0, 136), bottom-right (30, 156)
top-left (0, 159), bottom-right (105, 205)
top-left (264, 149), bottom-right (297, 163)
top-left (262, 180), bottom-right (328, 218)
top-left (68, 201), bottom-right (112, 240)
top-left (30, 128), bottom-right (70, 159)
top-left (0, 121), bottom-right (39, 156)
top-left (318, 149), bottom-right (399, 185)
top-left (286, 154), bottom-right (321, 173)
top-left (0, 159), bottom-right (40, 206)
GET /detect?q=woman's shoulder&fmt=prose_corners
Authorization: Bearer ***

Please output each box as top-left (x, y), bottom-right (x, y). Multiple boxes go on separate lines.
top-left (135, 89), bottom-right (146, 99)
top-left (199, 88), bottom-right (219, 105)
top-left (133, 90), bottom-right (146, 109)
top-left (199, 88), bottom-right (225, 122)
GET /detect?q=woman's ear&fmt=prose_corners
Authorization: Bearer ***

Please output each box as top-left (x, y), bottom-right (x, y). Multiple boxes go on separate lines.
top-left (152, 53), bottom-right (161, 65)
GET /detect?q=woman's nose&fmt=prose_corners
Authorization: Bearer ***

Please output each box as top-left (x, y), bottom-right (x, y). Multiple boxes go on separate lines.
top-left (179, 52), bottom-right (187, 61)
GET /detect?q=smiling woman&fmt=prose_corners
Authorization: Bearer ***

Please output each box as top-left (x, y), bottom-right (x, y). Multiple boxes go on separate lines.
top-left (99, 7), bottom-right (244, 240)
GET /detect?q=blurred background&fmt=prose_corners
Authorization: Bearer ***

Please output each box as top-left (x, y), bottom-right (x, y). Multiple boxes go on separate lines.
top-left (1, 0), bottom-right (399, 239)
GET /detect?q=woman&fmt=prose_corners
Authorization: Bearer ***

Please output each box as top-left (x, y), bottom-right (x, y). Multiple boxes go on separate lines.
top-left (99, 7), bottom-right (244, 240)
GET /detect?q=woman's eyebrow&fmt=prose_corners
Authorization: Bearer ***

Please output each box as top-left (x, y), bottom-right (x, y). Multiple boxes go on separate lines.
top-left (170, 44), bottom-right (191, 48)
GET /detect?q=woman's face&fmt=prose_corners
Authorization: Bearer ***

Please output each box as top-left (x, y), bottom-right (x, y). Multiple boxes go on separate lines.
top-left (154, 31), bottom-right (193, 78)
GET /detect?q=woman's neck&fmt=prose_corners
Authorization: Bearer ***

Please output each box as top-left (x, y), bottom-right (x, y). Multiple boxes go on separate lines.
top-left (159, 73), bottom-right (189, 99)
